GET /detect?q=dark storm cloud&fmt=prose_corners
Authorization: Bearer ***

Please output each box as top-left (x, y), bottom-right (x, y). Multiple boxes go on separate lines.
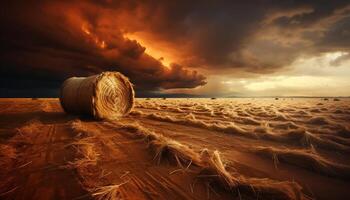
top-left (266, 0), bottom-right (350, 63)
top-left (319, 16), bottom-right (350, 50)
top-left (107, 0), bottom-right (349, 70)
top-left (272, 0), bottom-right (349, 27)
top-left (0, 0), bottom-right (349, 97)
top-left (0, 0), bottom-right (206, 96)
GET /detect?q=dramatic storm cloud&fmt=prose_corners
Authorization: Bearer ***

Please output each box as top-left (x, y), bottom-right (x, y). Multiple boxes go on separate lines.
top-left (1, 0), bottom-right (350, 97)
top-left (0, 0), bottom-right (206, 96)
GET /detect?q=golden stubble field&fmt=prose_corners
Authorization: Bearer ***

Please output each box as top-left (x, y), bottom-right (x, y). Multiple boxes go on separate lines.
top-left (0, 98), bottom-right (350, 200)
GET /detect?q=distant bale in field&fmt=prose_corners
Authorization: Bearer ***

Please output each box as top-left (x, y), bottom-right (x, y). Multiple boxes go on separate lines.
top-left (60, 71), bottom-right (134, 120)
top-left (31, 97), bottom-right (38, 100)
top-left (211, 97), bottom-right (217, 100)
top-left (162, 97), bottom-right (167, 100)
top-left (323, 98), bottom-right (329, 101)
top-left (275, 98), bottom-right (279, 100)
top-left (146, 98), bottom-right (151, 100)
top-left (334, 98), bottom-right (340, 101)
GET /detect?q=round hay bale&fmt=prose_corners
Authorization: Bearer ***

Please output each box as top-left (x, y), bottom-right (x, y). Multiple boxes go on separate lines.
top-left (59, 71), bottom-right (134, 120)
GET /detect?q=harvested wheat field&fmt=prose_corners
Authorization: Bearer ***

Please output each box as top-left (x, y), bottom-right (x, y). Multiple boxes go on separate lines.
top-left (1, 98), bottom-right (350, 200)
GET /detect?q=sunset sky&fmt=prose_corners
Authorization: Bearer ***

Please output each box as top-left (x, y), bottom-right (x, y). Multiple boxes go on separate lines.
top-left (1, 0), bottom-right (350, 97)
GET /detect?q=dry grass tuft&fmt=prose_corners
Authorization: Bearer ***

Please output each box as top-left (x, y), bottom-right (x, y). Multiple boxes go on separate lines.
top-left (256, 128), bottom-right (350, 153)
top-left (66, 120), bottom-right (100, 172)
top-left (198, 149), bottom-right (238, 190)
top-left (252, 146), bottom-right (350, 180)
top-left (118, 122), bottom-right (201, 167)
top-left (0, 144), bottom-right (17, 197)
top-left (198, 149), bottom-right (306, 200)
top-left (70, 120), bottom-right (93, 138)
top-left (135, 110), bottom-right (350, 154)
top-left (0, 144), bottom-right (17, 178)
top-left (145, 113), bottom-right (255, 139)
top-left (0, 144), bottom-right (16, 164)
top-left (267, 128), bottom-right (350, 153)
top-left (65, 121), bottom-right (105, 193)
top-left (307, 116), bottom-right (331, 125)
top-left (90, 182), bottom-right (128, 200)
top-left (149, 138), bottom-right (202, 167)
top-left (67, 120), bottom-right (131, 200)
top-left (11, 120), bottom-right (42, 145)
top-left (116, 123), bottom-right (308, 200)
top-left (66, 137), bottom-right (99, 167)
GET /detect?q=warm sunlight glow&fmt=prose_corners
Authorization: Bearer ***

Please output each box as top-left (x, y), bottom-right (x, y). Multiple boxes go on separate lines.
top-left (324, 51), bottom-right (348, 60)
top-left (81, 24), bottom-right (106, 49)
top-left (124, 33), bottom-right (173, 68)
top-left (100, 40), bottom-right (106, 49)
top-left (244, 76), bottom-right (332, 91)
top-left (228, 51), bottom-right (350, 96)
top-left (81, 24), bottom-right (91, 35)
